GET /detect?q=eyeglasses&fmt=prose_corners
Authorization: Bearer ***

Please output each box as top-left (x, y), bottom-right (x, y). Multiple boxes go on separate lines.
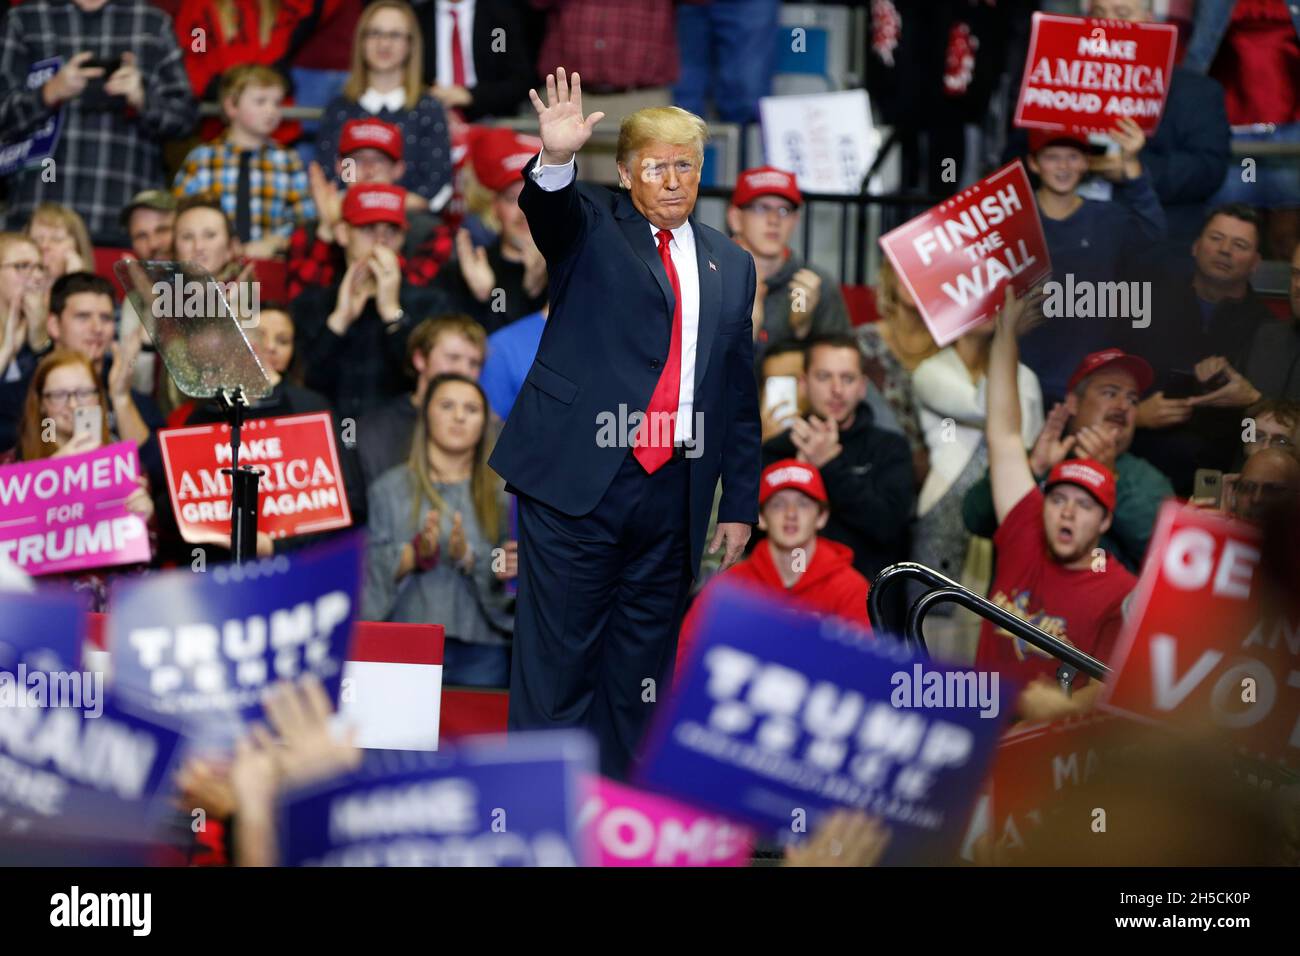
top-left (42, 388), bottom-right (100, 406)
top-left (1, 261), bottom-right (46, 274)
top-left (363, 29), bottom-right (410, 43)
top-left (745, 203), bottom-right (794, 219)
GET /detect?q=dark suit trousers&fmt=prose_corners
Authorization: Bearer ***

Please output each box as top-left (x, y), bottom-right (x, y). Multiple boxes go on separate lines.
top-left (509, 450), bottom-right (694, 780)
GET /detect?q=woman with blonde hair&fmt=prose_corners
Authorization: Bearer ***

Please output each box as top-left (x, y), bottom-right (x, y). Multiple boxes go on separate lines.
top-left (363, 372), bottom-right (516, 687)
top-left (0, 232), bottom-right (51, 450)
top-left (315, 0), bottom-right (453, 216)
top-left (856, 256), bottom-right (937, 484)
top-left (27, 203), bottom-right (94, 282)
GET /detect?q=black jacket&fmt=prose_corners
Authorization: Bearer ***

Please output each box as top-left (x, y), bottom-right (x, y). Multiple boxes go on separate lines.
top-left (1124, 267), bottom-right (1275, 497)
top-left (414, 0), bottom-right (534, 121)
top-left (762, 402), bottom-right (914, 583)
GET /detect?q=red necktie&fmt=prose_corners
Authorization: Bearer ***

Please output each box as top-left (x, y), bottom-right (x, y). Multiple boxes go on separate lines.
top-left (449, 9), bottom-right (467, 87)
top-left (634, 229), bottom-right (684, 474)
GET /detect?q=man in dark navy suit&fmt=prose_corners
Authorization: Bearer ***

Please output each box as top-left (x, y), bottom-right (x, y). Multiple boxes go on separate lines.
top-left (490, 68), bottom-right (760, 779)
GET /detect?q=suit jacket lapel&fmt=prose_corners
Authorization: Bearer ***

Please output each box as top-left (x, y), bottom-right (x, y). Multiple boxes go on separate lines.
top-left (692, 221), bottom-right (721, 396)
top-left (615, 193), bottom-right (674, 320)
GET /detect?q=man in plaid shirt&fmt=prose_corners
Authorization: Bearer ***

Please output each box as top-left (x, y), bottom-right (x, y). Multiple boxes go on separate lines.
top-left (0, 0), bottom-right (196, 245)
top-left (173, 65), bottom-right (314, 258)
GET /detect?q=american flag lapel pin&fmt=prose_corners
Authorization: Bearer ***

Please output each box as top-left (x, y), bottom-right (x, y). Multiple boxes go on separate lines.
top-left (708, 261), bottom-right (717, 272)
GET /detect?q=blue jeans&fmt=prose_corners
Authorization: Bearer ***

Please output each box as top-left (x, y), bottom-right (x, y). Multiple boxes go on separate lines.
top-left (443, 638), bottom-right (511, 689)
top-left (1211, 123), bottom-right (1300, 209)
top-left (674, 0), bottom-right (780, 124)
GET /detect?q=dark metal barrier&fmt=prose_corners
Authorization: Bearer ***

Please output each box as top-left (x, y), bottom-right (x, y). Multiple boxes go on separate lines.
top-left (870, 561), bottom-right (1111, 691)
top-left (904, 587), bottom-right (1109, 685)
top-left (867, 561), bottom-right (964, 653)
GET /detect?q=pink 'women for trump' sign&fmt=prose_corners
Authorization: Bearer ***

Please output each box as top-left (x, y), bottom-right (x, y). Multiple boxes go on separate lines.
top-left (0, 441), bottom-right (151, 576)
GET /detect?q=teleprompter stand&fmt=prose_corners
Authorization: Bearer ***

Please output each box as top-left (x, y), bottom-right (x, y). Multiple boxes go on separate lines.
top-left (113, 259), bottom-right (272, 564)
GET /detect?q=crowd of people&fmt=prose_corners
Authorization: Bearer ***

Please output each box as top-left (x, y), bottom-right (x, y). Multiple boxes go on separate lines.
top-left (0, 0), bottom-right (1297, 866)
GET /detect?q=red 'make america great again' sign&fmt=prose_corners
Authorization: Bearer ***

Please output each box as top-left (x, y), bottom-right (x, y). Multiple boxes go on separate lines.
top-left (159, 412), bottom-right (353, 545)
top-left (1014, 13), bottom-right (1177, 135)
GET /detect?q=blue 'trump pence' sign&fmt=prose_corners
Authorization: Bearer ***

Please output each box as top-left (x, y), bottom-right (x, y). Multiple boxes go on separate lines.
top-left (108, 535), bottom-right (363, 741)
top-left (279, 731), bottom-right (594, 866)
top-left (637, 583), bottom-right (1015, 863)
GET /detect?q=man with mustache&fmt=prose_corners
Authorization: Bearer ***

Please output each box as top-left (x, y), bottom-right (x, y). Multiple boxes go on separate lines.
top-left (963, 348), bottom-right (1173, 572)
top-left (1124, 204), bottom-right (1276, 496)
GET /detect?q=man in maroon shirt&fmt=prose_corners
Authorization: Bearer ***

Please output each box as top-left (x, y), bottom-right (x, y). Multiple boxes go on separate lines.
top-left (979, 287), bottom-right (1137, 718)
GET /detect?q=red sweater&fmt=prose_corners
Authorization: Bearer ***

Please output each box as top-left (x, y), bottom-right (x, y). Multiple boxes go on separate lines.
top-left (676, 537), bottom-right (873, 673)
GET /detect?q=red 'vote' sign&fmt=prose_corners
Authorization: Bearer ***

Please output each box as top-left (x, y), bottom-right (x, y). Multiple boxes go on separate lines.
top-left (1014, 13), bottom-right (1177, 135)
top-left (879, 160), bottom-right (1051, 348)
top-left (159, 412), bottom-right (353, 545)
top-left (1102, 503), bottom-right (1299, 767)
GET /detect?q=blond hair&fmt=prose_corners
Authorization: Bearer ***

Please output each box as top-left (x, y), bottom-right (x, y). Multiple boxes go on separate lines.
top-left (219, 64), bottom-right (288, 106)
top-left (343, 1), bottom-right (426, 112)
top-left (406, 374), bottom-right (501, 543)
top-left (28, 204), bottom-right (93, 273)
top-left (616, 107), bottom-right (708, 168)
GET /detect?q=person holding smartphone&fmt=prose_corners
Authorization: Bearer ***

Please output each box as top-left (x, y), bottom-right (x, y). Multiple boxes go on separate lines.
top-left (4, 351), bottom-right (156, 607)
top-left (0, 0), bottom-right (197, 244)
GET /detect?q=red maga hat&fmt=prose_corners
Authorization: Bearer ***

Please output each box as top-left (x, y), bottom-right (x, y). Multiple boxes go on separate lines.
top-left (341, 183), bottom-right (408, 228)
top-left (339, 119), bottom-right (403, 161)
top-left (1045, 458), bottom-right (1117, 513)
top-left (760, 459), bottom-right (828, 507)
top-left (471, 127), bottom-right (543, 192)
top-left (731, 165), bottom-right (802, 209)
top-left (1066, 348), bottom-right (1155, 396)
top-left (1027, 129), bottom-right (1096, 155)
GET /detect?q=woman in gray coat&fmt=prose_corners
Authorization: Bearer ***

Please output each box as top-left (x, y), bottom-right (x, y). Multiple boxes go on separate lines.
top-left (363, 373), bottom-right (516, 686)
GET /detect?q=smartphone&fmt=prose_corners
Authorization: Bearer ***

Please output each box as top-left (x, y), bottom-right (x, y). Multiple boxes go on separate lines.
top-left (1192, 468), bottom-right (1223, 508)
top-left (763, 375), bottom-right (798, 427)
top-left (84, 55), bottom-right (123, 76)
top-left (80, 55), bottom-right (125, 109)
top-left (74, 404), bottom-right (102, 442)
top-left (1165, 368), bottom-right (1230, 399)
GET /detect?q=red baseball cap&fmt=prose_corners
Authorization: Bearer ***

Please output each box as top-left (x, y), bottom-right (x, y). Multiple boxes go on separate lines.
top-left (731, 165), bottom-right (802, 209)
top-left (471, 127), bottom-right (543, 192)
top-left (1066, 348), bottom-right (1155, 396)
top-left (760, 459), bottom-right (828, 507)
top-left (1045, 458), bottom-right (1117, 513)
top-left (1027, 129), bottom-right (1094, 155)
top-left (339, 119), bottom-right (403, 161)
top-left (342, 183), bottom-right (407, 229)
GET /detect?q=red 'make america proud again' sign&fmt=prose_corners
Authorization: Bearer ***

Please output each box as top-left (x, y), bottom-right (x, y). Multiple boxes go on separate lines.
top-left (1014, 13), bottom-right (1178, 135)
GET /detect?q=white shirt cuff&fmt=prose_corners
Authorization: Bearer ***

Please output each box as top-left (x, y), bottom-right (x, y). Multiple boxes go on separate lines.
top-left (529, 151), bottom-right (576, 192)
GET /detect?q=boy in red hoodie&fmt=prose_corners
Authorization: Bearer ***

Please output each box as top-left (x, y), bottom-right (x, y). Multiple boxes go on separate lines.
top-left (676, 459), bottom-right (873, 671)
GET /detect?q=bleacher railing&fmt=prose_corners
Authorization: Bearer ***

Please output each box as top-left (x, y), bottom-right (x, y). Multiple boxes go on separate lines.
top-left (870, 561), bottom-right (1110, 691)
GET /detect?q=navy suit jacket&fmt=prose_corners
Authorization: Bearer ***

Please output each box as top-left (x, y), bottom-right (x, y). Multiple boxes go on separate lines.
top-left (489, 154), bottom-right (761, 576)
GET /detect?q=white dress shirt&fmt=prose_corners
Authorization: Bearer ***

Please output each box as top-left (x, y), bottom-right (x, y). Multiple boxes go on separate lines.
top-left (435, 0), bottom-right (478, 89)
top-left (359, 87), bottom-right (407, 114)
top-left (531, 153), bottom-right (700, 442)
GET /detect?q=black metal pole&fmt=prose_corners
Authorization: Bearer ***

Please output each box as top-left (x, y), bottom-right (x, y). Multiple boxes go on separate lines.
top-left (222, 390), bottom-right (260, 564)
top-left (904, 587), bottom-right (1110, 683)
top-left (868, 561), bottom-right (965, 648)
